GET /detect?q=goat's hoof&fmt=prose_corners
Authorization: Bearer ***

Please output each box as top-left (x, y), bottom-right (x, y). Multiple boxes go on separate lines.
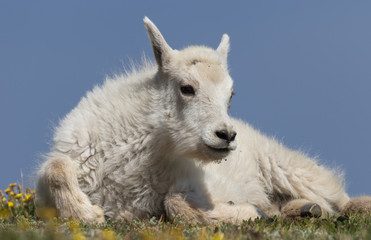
top-left (300, 203), bottom-right (322, 218)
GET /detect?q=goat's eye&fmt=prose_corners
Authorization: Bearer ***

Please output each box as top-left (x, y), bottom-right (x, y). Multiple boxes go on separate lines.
top-left (180, 85), bottom-right (195, 96)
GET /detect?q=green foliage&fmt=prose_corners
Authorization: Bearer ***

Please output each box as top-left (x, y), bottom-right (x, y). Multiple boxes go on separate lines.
top-left (1, 214), bottom-right (370, 240)
top-left (1, 183), bottom-right (370, 239)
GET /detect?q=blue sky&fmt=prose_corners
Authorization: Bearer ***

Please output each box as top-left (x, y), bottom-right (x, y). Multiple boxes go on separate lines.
top-left (0, 1), bottom-right (370, 197)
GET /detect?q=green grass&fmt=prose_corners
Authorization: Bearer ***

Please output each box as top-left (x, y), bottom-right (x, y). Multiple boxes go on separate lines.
top-left (1, 183), bottom-right (370, 240)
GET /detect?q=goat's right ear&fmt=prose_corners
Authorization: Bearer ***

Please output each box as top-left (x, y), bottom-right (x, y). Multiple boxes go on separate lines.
top-left (143, 17), bottom-right (173, 70)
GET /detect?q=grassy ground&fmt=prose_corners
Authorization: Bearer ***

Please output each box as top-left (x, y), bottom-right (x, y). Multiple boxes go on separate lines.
top-left (1, 183), bottom-right (370, 240)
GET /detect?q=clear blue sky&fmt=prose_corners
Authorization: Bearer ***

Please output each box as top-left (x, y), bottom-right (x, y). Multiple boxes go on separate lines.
top-left (1, 1), bottom-right (370, 197)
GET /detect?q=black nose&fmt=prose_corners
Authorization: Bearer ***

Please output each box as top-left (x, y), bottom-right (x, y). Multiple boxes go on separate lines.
top-left (215, 130), bottom-right (237, 142)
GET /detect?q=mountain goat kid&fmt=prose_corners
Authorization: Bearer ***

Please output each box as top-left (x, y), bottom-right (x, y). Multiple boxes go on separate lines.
top-left (36, 17), bottom-right (370, 224)
top-left (35, 17), bottom-right (261, 224)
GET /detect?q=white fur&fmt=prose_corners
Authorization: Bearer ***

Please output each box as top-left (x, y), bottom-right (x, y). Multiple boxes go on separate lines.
top-left (36, 17), bottom-right (355, 224)
top-left (203, 119), bottom-right (350, 216)
top-left (36, 17), bottom-right (251, 223)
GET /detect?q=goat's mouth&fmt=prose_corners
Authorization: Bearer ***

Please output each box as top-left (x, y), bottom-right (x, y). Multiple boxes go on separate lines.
top-left (205, 144), bottom-right (230, 153)
top-left (195, 143), bottom-right (233, 162)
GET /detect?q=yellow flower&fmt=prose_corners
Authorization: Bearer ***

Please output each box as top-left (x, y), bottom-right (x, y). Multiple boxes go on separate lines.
top-left (212, 231), bottom-right (224, 240)
top-left (8, 202), bottom-right (14, 208)
top-left (72, 229), bottom-right (87, 240)
top-left (102, 229), bottom-right (116, 240)
top-left (10, 192), bottom-right (15, 196)
top-left (4, 188), bottom-right (10, 194)
top-left (15, 193), bottom-right (22, 199)
top-left (9, 183), bottom-right (17, 187)
top-left (2, 198), bottom-right (6, 202)
top-left (22, 194), bottom-right (33, 202)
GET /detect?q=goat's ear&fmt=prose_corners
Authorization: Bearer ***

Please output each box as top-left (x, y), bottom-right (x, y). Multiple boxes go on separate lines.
top-left (143, 17), bottom-right (173, 69)
top-left (217, 34), bottom-right (230, 60)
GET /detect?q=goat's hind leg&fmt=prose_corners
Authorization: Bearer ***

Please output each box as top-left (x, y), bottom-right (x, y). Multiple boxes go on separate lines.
top-left (342, 196), bottom-right (371, 215)
top-left (281, 199), bottom-right (323, 219)
top-left (36, 156), bottom-right (104, 223)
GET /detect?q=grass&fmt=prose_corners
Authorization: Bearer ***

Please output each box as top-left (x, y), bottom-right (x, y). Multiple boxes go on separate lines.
top-left (1, 183), bottom-right (370, 240)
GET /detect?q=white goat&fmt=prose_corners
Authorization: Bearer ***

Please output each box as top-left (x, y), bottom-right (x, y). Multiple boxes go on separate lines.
top-left (35, 17), bottom-right (262, 224)
top-left (36, 17), bottom-right (370, 224)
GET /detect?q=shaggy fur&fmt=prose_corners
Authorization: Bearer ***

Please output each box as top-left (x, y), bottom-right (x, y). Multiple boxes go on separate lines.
top-left (36, 17), bottom-right (370, 224)
top-left (203, 119), bottom-right (353, 218)
top-left (36, 17), bottom-right (259, 224)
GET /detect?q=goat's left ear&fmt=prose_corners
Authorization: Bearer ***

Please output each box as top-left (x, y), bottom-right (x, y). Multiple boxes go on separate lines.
top-left (143, 17), bottom-right (173, 70)
top-left (217, 34), bottom-right (230, 60)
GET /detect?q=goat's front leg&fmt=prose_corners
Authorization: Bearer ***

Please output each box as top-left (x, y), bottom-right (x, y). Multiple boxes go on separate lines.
top-left (164, 193), bottom-right (208, 224)
top-left (164, 192), bottom-right (265, 224)
top-left (207, 201), bottom-right (265, 224)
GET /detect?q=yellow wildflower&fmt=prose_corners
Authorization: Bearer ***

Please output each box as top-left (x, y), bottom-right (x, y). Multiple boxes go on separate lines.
top-left (9, 183), bottom-right (17, 187)
top-left (15, 193), bottom-right (22, 199)
top-left (2, 198), bottom-right (6, 202)
top-left (213, 231), bottom-right (224, 240)
top-left (10, 192), bottom-right (15, 196)
top-left (22, 194), bottom-right (33, 203)
top-left (8, 201), bottom-right (14, 208)
top-left (102, 229), bottom-right (116, 240)
top-left (4, 188), bottom-right (10, 194)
